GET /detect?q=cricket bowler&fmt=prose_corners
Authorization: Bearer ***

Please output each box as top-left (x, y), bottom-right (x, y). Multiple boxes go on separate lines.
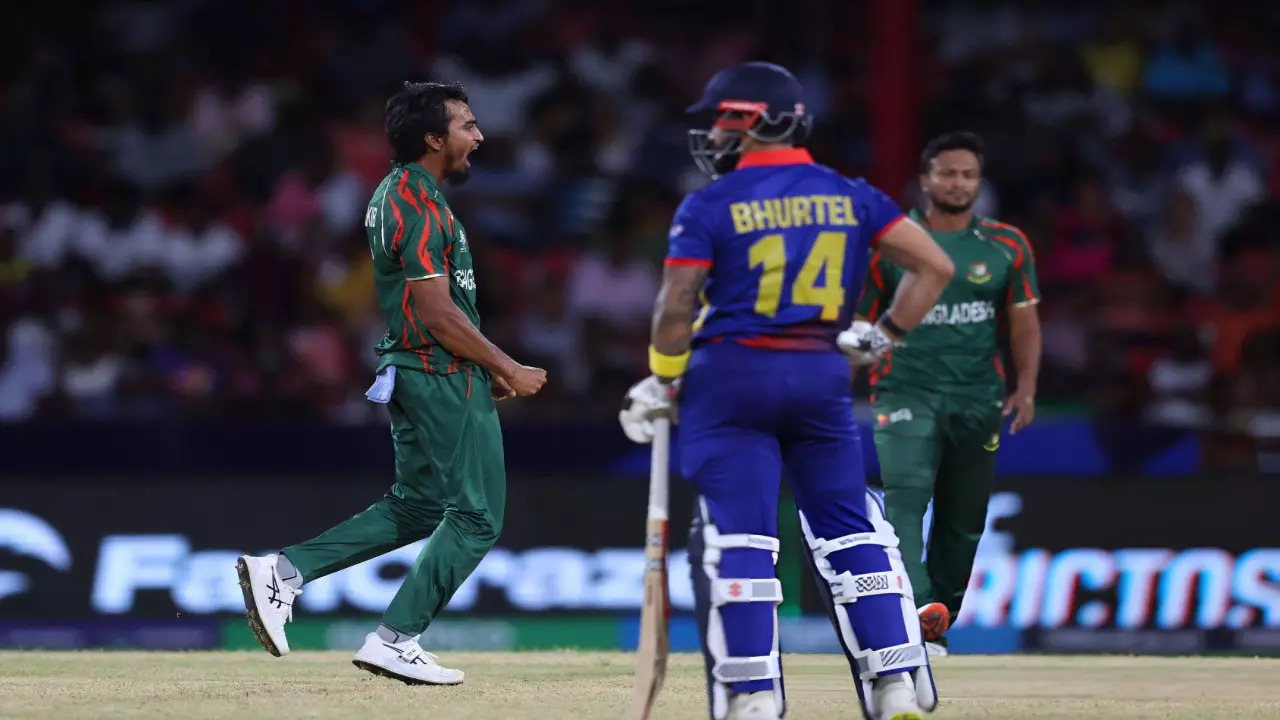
top-left (850, 131), bottom-right (1042, 654)
top-left (619, 62), bottom-right (955, 720)
top-left (236, 81), bottom-right (547, 684)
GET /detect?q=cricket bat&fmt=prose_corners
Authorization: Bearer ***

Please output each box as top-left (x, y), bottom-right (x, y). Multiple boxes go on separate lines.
top-left (629, 416), bottom-right (671, 720)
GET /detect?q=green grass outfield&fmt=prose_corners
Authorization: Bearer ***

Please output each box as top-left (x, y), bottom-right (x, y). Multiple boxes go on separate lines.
top-left (2, 651), bottom-right (1278, 719)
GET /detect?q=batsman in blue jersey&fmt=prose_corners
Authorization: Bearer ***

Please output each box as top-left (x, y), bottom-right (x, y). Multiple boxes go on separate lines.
top-left (620, 63), bottom-right (956, 720)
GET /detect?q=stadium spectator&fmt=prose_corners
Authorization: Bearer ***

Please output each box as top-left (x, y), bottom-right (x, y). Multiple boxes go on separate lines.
top-left (0, 0), bottom-right (1273, 453)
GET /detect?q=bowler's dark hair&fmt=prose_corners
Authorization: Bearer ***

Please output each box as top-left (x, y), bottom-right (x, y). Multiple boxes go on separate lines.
top-left (919, 131), bottom-right (985, 173)
top-left (385, 81), bottom-right (469, 164)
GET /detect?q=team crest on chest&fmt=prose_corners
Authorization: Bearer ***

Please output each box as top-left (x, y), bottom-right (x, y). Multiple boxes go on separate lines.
top-left (967, 261), bottom-right (991, 284)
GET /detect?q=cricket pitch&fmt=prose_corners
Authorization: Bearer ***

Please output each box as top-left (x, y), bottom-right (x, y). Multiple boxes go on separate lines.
top-left (1, 651), bottom-right (1277, 719)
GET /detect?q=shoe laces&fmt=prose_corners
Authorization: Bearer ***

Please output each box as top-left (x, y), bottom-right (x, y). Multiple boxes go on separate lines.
top-left (266, 570), bottom-right (302, 622)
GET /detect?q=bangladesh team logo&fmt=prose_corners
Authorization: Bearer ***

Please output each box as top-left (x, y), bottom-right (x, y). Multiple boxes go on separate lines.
top-left (967, 261), bottom-right (991, 284)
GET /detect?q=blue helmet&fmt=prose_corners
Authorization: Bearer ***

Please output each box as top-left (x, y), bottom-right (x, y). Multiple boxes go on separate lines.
top-left (686, 62), bottom-right (813, 178)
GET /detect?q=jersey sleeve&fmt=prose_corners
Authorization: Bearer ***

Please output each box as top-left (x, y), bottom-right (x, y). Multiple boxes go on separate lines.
top-left (384, 188), bottom-right (448, 281)
top-left (996, 225), bottom-right (1040, 307)
top-left (664, 194), bottom-right (714, 268)
top-left (856, 250), bottom-right (891, 321)
top-left (859, 183), bottom-right (907, 250)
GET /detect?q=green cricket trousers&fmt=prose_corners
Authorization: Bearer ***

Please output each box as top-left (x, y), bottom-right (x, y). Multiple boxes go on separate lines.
top-left (873, 387), bottom-right (1001, 616)
top-left (282, 367), bottom-right (505, 635)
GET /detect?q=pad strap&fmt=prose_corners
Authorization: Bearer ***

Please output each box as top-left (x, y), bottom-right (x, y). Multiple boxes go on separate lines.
top-left (712, 578), bottom-right (783, 604)
top-left (855, 642), bottom-right (926, 680)
top-left (713, 653), bottom-right (781, 683)
top-left (708, 532), bottom-right (781, 553)
top-left (808, 531), bottom-right (899, 558)
top-left (702, 526), bottom-right (781, 566)
top-left (830, 570), bottom-right (909, 603)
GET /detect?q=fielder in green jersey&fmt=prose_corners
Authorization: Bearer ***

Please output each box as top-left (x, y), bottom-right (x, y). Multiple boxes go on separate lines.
top-left (855, 132), bottom-right (1042, 649)
top-left (236, 81), bottom-right (546, 685)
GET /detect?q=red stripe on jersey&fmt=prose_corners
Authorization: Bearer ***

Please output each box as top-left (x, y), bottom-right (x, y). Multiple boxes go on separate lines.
top-left (869, 252), bottom-right (885, 290)
top-left (736, 148), bottom-right (814, 167)
top-left (989, 233), bottom-right (1024, 269)
top-left (415, 232), bottom-right (434, 274)
top-left (414, 209), bottom-right (436, 275)
top-left (869, 352), bottom-right (893, 386)
top-left (993, 353), bottom-right (1005, 380)
top-left (734, 335), bottom-right (830, 350)
top-left (665, 257), bottom-right (713, 268)
top-left (424, 198), bottom-right (445, 234)
top-left (418, 177), bottom-right (457, 236)
top-left (390, 197), bottom-right (406, 253)
top-left (856, 284), bottom-right (870, 315)
top-left (870, 351), bottom-right (890, 384)
top-left (397, 171), bottom-right (421, 213)
top-left (982, 220), bottom-right (1032, 250)
top-left (400, 278), bottom-right (424, 344)
top-left (872, 215), bottom-right (906, 249)
top-left (422, 199), bottom-right (447, 272)
top-left (465, 365), bottom-right (472, 398)
top-left (1021, 272), bottom-right (1035, 302)
top-left (982, 221), bottom-right (1034, 265)
top-left (399, 259), bottom-right (431, 374)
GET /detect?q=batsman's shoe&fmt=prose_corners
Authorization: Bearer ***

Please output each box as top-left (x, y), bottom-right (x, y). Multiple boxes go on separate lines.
top-left (873, 674), bottom-right (925, 720)
top-left (917, 602), bottom-right (951, 642)
top-left (726, 691), bottom-right (780, 720)
top-left (925, 642), bottom-right (949, 657)
top-left (236, 554), bottom-right (301, 657)
top-left (352, 632), bottom-right (464, 686)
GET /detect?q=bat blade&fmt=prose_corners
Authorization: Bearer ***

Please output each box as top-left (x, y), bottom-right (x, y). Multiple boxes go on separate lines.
top-left (629, 518), bottom-right (670, 719)
top-left (629, 417), bottom-right (671, 720)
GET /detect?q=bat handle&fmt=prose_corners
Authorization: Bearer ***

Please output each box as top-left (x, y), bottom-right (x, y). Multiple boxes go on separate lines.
top-left (648, 417), bottom-right (670, 520)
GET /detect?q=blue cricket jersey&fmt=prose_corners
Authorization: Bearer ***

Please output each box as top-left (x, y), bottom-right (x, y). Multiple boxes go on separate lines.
top-left (666, 148), bottom-right (906, 351)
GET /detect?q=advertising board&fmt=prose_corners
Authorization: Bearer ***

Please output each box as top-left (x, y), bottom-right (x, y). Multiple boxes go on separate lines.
top-left (1, 477), bottom-right (1275, 652)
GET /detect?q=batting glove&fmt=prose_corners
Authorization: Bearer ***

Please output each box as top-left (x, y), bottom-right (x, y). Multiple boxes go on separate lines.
top-left (837, 320), bottom-right (899, 367)
top-left (619, 375), bottom-right (678, 444)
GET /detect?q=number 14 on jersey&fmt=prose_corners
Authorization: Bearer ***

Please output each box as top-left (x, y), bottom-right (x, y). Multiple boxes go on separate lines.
top-left (748, 230), bottom-right (848, 320)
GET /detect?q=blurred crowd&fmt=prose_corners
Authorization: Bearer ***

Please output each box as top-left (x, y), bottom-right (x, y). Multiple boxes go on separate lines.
top-left (0, 0), bottom-right (1277, 465)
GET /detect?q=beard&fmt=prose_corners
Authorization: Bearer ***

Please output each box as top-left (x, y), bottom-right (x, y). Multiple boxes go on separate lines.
top-left (443, 148), bottom-right (473, 186)
top-left (445, 166), bottom-right (471, 186)
top-left (928, 192), bottom-right (975, 215)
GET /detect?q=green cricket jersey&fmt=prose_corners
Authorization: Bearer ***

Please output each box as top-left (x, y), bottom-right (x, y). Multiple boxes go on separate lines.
top-left (365, 162), bottom-right (480, 375)
top-left (857, 209), bottom-right (1039, 401)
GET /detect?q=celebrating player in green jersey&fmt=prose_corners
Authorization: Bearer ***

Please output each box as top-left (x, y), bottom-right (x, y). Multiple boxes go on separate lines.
top-left (851, 132), bottom-right (1042, 653)
top-left (236, 81), bottom-right (546, 684)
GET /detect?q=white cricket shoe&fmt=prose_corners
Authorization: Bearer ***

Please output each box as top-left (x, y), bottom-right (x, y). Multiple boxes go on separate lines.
top-left (925, 641), bottom-right (949, 657)
top-left (726, 691), bottom-right (780, 720)
top-left (352, 632), bottom-right (464, 685)
top-left (235, 554), bottom-right (301, 657)
top-left (873, 673), bottom-right (925, 720)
